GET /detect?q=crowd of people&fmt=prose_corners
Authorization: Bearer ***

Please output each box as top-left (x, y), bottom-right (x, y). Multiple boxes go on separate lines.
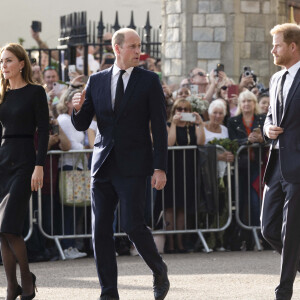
top-left (0, 29), bottom-right (272, 265)
top-left (1, 21), bottom-right (299, 300)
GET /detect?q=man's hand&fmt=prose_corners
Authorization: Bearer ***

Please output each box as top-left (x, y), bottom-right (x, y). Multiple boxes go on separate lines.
top-left (151, 170), bottom-right (167, 190)
top-left (266, 125), bottom-right (284, 140)
top-left (72, 89), bottom-right (86, 112)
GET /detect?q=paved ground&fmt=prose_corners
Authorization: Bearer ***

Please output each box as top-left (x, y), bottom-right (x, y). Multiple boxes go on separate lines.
top-left (1, 251), bottom-right (300, 300)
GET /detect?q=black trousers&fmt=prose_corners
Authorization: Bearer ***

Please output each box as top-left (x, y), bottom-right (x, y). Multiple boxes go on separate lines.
top-left (91, 150), bottom-right (164, 298)
top-left (261, 150), bottom-right (300, 300)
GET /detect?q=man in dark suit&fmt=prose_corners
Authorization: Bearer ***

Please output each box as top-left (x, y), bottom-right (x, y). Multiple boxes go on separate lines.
top-left (261, 23), bottom-right (300, 300)
top-left (71, 28), bottom-right (169, 300)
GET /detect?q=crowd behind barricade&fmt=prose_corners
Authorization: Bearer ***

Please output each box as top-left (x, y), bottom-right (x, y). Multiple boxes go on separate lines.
top-left (0, 29), bottom-right (272, 264)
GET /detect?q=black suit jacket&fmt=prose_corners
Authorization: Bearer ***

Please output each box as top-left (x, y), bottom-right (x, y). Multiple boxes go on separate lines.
top-left (264, 67), bottom-right (300, 183)
top-left (71, 66), bottom-right (168, 177)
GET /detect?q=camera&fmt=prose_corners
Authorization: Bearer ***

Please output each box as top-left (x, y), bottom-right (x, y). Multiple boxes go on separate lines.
top-left (31, 21), bottom-right (42, 33)
top-left (243, 66), bottom-right (252, 77)
top-left (214, 63), bottom-right (224, 77)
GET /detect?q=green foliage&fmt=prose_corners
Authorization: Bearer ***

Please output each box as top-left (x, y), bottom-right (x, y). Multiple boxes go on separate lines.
top-left (18, 38), bottom-right (25, 45)
top-left (208, 138), bottom-right (239, 155)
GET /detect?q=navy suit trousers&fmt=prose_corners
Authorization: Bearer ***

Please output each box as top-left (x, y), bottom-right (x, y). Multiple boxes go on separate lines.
top-left (261, 150), bottom-right (300, 300)
top-left (91, 150), bottom-right (164, 298)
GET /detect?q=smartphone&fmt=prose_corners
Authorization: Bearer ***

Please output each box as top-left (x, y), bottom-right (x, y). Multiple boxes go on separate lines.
top-left (69, 65), bottom-right (76, 73)
top-left (252, 128), bottom-right (261, 134)
top-left (228, 85), bottom-right (239, 98)
top-left (52, 82), bottom-right (66, 95)
top-left (189, 84), bottom-right (198, 95)
top-left (51, 124), bottom-right (59, 135)
top-left (31, 21), bottom-right (42, 33)
top-left (181, 112), bottom-right (196, 122)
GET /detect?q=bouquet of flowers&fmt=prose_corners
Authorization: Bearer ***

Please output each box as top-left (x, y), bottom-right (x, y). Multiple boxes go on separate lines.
top-left (208, 138), bottom-right (239, 155)
top-left (186, 95), bottom-right (209, 115)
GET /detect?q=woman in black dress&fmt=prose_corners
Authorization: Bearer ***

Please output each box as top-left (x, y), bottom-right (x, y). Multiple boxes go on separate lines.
top-left (164, 98), bottom-right (205, 253)
top-left (0, 44), bottom-right (49, 300)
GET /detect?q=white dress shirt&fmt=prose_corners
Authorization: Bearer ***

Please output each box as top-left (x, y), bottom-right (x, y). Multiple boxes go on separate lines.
top-left (274, 60), bottom-right (300, 148)
top-left (282, 60), bottom-right (300, 111)
top-left (111, 64), bottom-right (134, 110)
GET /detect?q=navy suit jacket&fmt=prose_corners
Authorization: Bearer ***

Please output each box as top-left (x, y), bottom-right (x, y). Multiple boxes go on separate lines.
top-left (263, 67), bottom-right (300, 183)
top-left (71, 66), bottom-right (168, 177)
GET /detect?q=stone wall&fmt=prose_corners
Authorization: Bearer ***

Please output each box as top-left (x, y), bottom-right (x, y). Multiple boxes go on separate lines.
top-left (161, 0), bottom-right (289, 87)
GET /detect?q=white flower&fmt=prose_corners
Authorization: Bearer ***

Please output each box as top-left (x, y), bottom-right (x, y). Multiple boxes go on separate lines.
top-left (186, 95), bottom-right (209, 115)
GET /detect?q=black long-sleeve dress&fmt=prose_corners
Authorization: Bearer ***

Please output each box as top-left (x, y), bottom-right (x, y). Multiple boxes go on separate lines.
top-left (164, 123), bottom-right (198, 213)
top-left (0, 84), bottom-right (49, 235)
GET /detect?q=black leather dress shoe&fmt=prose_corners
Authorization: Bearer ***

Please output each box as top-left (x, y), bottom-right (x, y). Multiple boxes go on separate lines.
top-left (153, 262), bottom-right (170, 300)
top-left (99, 296), bottom-right (119, 300)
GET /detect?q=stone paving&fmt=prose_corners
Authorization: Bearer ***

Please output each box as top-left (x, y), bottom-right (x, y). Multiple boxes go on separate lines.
top-left (1, 251), bottom-right (300, 299)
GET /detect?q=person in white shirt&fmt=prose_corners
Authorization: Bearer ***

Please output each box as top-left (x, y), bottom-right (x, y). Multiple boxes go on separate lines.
top-left (56, 88), bottom-right (87, 260)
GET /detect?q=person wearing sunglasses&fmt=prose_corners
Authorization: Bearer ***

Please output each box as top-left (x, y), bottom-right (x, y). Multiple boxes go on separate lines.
top-left (164, 98), bottom-right (205, 254)
top-left (189, 68), bottom-right (209, 94)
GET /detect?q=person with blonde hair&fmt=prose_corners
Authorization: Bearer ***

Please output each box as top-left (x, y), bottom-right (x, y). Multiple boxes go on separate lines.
top-left (0, 43), bottom-right (49, 300)
top-left (227, 90), bottom-right (265, 234)
top-left (164, 98), bottom-right (205, 253)
top-left (261, 23), bottom-right (300, 300)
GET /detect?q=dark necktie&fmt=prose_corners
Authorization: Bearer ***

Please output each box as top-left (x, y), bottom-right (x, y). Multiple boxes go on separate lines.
top-left (277, 70), bottom-right (288, 124)
top-left (114, 69), bottom-right (126, 114)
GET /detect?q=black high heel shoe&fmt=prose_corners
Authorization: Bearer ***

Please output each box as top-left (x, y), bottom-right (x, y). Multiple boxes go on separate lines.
top-left (6, 284), bottom-right (22, 300)
top-left (21, 273), bottom-right (37, 300)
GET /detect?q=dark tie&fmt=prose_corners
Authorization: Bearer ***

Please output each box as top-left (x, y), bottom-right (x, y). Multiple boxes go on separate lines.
top-left (277, 70), bottom-right (288, 124)
top-left (114, 69), bottom-right (126, 114)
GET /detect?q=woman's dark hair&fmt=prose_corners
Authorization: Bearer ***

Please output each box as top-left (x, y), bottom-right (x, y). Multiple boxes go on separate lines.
top-left (0, 43), bottom-right (34, 103)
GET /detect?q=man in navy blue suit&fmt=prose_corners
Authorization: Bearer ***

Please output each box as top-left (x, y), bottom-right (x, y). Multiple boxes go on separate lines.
top-left (262, 23), bottom-right (300, 300)
top-left (71, 28), bottom-right (169, 300)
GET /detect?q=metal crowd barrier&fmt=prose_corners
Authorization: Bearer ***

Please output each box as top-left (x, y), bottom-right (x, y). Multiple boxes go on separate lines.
top-left (234, 143), bottom-right (270, 251)
top-left (24, 196), bottom-right (34, 242)
top-left (36, 146), bottom-right (232, 259)
top-left (147, 145), bottom-right (232, 254)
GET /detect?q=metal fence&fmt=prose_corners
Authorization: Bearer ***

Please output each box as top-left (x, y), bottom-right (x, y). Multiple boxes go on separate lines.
top-left (26, 10), bottom-right (161, 81)
top-left (22, 143), bottom-right (270, 259)
top-left (30, 145), bottom-right (232, 260)
top-left (234, 143), bottom-right (270, 251)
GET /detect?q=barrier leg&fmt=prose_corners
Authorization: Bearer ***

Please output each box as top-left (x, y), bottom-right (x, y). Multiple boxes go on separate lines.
top-left (54, 237), bottom-right (66, 260)
top-left (197, 230), bottom-right (213, 253)
top-left (252, 228), bottom-right (262, 251)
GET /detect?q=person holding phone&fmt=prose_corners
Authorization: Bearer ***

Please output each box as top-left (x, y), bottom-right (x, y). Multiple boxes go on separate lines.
top-left (227, 90), bottom-right (265, 232)
top-left (164, 98), bottom-right (205, 253)
top-left (56, 88), bottom-right (88, 260)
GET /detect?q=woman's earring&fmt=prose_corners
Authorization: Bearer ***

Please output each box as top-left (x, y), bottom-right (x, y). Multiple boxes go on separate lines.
top-left (20, 69), bottom-right (22, 73)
